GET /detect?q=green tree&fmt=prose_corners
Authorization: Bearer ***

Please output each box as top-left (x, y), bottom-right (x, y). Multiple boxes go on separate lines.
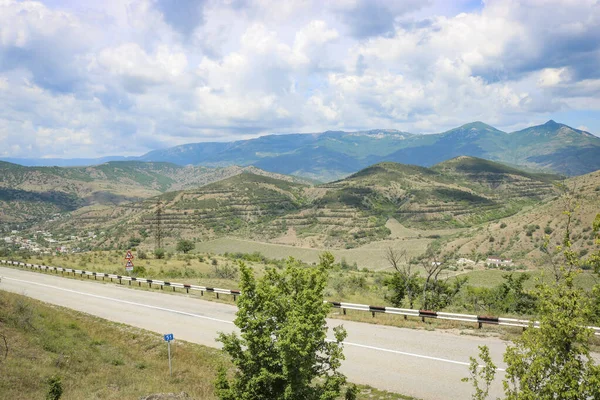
top-left (465, 273), bottom-right (536, 315)
top-left (424, 276), bottom-right (469, 310)
top-left (462, 346), bottom-right (497, 400)
top-left (502, 271), bottom-right (600, 399)
top-left (176, 239), bottom-right (194, 254)
top-left (215, 253), bottom-right (348, 400)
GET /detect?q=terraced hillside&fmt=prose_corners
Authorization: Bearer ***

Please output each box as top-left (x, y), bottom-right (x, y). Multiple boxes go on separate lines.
top-left (441, 168), bottom-right (600, 264)
top-left (47, 172), bottom-right (309, 249)
top-left (44, 157), bottom-right (560, 251)
top-left (324, 157), bottom-right (555, 225)
top-left (0, 161), bottom-right (313, 226)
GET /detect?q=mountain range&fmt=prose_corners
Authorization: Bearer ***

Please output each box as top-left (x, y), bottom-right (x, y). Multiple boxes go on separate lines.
top-left (3, 120), bottom-right (599, 181)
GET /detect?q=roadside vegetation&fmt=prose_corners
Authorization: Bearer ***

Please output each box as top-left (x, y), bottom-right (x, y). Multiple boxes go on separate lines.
top-left (463, 213), bottom-right (600, 399)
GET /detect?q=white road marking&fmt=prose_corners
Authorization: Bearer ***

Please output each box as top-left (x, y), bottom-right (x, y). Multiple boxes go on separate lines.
top-left (338, 341), bottom-right (506, 371)
top-left (4, 276), bottom-right (234, 325)
top-left (3, 274), bottom-right (506, 371)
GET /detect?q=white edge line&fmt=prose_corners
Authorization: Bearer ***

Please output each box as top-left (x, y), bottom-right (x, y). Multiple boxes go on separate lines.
top-left (331, 340), bottom-right (506, 372)
top-left (3, 273), bottom-right (506, 371)
top-left (3, 276), bottom-right (234, 325)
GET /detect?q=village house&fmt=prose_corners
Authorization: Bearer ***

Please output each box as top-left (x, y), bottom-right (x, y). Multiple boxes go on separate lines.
top-left (486, 256), bottom-right (513, 266)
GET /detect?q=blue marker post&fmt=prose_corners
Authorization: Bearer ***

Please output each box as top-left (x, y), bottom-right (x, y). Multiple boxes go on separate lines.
top-left (164, 333), bottom-right (174, 376)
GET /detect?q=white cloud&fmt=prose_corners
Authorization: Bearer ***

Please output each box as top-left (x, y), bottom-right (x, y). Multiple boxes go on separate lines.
top-left (94, 43), bottom-right (188, 92)
top-left (537, 68), bottom-right (570, 87)
top-left (0, 0), bottom-right (599, 158)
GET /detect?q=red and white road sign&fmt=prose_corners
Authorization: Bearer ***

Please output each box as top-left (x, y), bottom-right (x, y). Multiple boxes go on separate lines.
top-left (125, 259), bottom-right (134, 271)
top-left (125, 250), bottom-right (134, 260)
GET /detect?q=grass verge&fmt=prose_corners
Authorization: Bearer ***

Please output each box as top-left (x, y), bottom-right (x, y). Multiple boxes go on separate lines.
top-left (0, 290), bottom-right (418, 399)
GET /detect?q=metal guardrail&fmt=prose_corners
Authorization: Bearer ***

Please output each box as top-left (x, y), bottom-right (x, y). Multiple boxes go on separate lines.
top-left (2, 259), bottom-right (599, 335)
top-left (0, 259), bottom-right (240, 299)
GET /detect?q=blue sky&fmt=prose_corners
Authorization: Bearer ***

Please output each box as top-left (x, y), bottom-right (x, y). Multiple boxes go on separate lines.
top-left (0, 0), bottom-right (599, 158)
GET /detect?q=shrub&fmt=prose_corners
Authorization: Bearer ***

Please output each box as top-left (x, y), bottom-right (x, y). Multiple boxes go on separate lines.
top-left (214, 263), bottom-right (238, 279)
top-left (154, 248), bottom-right (165, 259)
top-left (46, 376), bottom-right (63, 400)
top-left (176, 239), bottom-right (195, 254)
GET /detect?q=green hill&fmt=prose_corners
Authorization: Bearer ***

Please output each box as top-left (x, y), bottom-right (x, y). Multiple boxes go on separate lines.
top-left (314, 157), bottom-right (556, 228)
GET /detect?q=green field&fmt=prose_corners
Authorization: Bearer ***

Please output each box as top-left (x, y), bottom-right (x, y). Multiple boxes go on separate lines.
top-left (194, 237), bottom-right (433, 270)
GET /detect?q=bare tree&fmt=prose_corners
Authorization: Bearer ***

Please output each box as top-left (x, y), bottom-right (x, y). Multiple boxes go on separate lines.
top-left (385, 247), bottom-right (419, 309)
top-left (420, 252), bottom-right (446, 310)
top-left (385, 246), bottom-right (406, 273)
top-left (541, 181), bottom-right (580, 282)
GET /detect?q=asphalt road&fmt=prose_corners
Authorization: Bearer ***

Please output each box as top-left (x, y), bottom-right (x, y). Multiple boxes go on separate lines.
top-left (0, 266), bottom-right (509, 399)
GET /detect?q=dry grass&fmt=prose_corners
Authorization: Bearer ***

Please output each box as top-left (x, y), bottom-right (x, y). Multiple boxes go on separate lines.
top-left (0, 290), bottom-right (228, 400)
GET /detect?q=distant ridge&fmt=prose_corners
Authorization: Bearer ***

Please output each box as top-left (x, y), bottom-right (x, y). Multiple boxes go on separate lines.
top-left (2, 121), bottom-right (599, 180)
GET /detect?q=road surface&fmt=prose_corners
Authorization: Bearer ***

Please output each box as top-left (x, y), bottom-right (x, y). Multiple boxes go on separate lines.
top-left (0, 266), bottom-right (508, 399)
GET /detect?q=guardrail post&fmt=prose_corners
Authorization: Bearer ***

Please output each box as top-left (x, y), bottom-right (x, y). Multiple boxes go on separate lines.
top-left (478, 322), bottom-right (482, 329)
top-left (372, 311), bottom-right (375, 318)
top-left (186, 288), bottom-right (189, 294)
top-left (421, 316), bottom-right (425, 323)
top-left (233, 294), bottom-right (237, 301)
top-left (160, 285), bottom-right (163, 290)
top-left (138, 281), bottom-right (141, 287)
top-left (129, 280), bottom-right (131, 286)
top-left (172, 286), bottom-right (175, 292)
top-left (343, 308), bottom-right (346, 315)
top-left (216, 293), bottom-right (219, 299)
top-left (200, 291), bottom-right (203, 296)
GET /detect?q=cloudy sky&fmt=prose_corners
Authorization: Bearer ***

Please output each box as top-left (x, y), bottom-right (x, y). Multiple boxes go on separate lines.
top-left (1, 0), bottom-right (599, 158)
